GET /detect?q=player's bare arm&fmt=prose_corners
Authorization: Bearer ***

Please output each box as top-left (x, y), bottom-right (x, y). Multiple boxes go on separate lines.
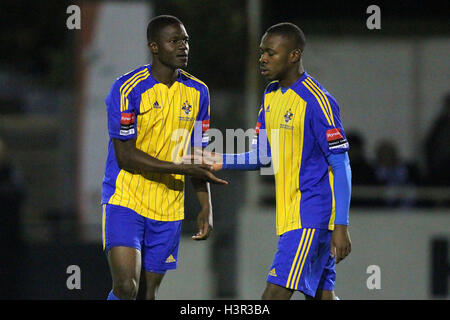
top-left (331, 225), bottom-right (351, 264)
top-left (113, 138), bottom-right (227, 184)
top-left (189, 147), bottom-right (214, 240)
top-left (190, 177), bottom-right (213, 241)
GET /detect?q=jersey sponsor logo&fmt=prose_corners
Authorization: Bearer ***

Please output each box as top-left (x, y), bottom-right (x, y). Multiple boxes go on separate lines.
top-left (326, 128), bottom-right (343, 141)
top-left (165, 254), bottom-right (176, 263)
top-left (201, 120), bottom-right (210, 144)
top-left (268, 268), bottom-right (277, 277)
top-left (253, 122), bottom-right (262, 147)
top-left (120, 112), bottom-right (135, 125)
top-left (120, 112), bottom-right (135, 136)
top-left (255, 122), bottom-right (261, 135)
top-left (326, 128), bottom-right (349, 150)
top-left (202, 119), bottom-right (210, 132)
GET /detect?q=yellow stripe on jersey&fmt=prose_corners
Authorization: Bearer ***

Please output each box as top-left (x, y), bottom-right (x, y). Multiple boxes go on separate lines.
top-left (108, 81), bottom-right (202, 221)
top-left (179, 69), bottom-right (208, 88)
top-left (305, 78), bottom-right (335, 126)
top-left (124, 71), bottom-right (150, 111)
top-left (303, 80), bottom-right (332, 126)
top-left (306, 78), bottom-right (336, 231)
top-left (179, 69), bottom-right (211, 140)
top-left (307, 78), bottom-right (335, 126)
top-left (304, 78), bottom-right (331, 121)
top-left (120, 69), bottom-right (148, 112)
top-left (328, 168), bottom-right (336, 230)
top-left (264, 88), bottom-right (306, 235)
top-left (121, 71), bottom-right (150, 112)
top-left (120, 69), bottom-right (147, 94)
top-left (293, 228), bottom-right (315, 289)
top-left (258, 107), bottom-right (263, 117)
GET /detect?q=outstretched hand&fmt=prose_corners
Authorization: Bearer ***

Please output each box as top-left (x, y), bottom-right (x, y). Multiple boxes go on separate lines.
top-left (182, 149), bottom-right (223, 171)
top-left (183, 163), bottom-right (228, 185)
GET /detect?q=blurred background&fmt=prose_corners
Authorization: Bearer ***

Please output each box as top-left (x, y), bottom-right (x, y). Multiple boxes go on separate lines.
top-left (0, 0), bottom-right (449, 300)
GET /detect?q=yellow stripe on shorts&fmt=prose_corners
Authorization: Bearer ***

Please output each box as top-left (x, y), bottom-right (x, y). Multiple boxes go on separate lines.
top-left (286, 228), bottom-right (307, 288)
top-left (293, 229), bottom-right (316, 289)
top-left (286, 228), bottom-right (316, 289)
top-left (102, 204), bottom-right (106, 251)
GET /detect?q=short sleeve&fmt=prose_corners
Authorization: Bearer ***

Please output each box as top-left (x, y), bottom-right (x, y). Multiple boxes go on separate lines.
top-left (105, 79), bottom-right (138, 141)
top-left (310, 97), bottom-right (349, 157)
top-left (190, 85), bottom-right (210, 148)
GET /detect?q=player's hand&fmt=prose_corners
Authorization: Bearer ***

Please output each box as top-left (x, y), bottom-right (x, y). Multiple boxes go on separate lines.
top-left (182, 149), bottom-right (223, 171)
top-left (192, 208), bottom-right (212, 241)
top-left (330, 225), bottom-right (351, 264)
top-left (182, 163), bottom-right (227, 185)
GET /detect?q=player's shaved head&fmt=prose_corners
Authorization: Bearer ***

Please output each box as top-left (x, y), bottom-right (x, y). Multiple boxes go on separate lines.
top-left (265, 22), bottom-right (306, 52)
top-left (147, 15), bottom-right (183, 43)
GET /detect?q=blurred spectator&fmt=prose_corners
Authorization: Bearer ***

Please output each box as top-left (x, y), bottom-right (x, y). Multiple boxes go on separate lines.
top-left (0, 137), bottom-right (25, 243)
top-left (0, 137), bottom-right (26, 299)
top-left (374, 140), bottom-right (420, 207)
top-left (424, 93), bottom-right (450, 186)
top-left (346, 131), bottom-right (376, 185)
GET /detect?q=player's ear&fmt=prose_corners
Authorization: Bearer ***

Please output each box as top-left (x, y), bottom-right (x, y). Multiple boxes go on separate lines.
top-left (290, 48), bottom-right (301, 63)
top-left (148, 41), bottom-right (158, 54)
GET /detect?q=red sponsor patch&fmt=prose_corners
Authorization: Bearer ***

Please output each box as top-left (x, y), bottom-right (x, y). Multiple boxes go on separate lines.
top-left (255, 122), bottom-right (262, 134)
top-left (202, 119), bottom-right (210, 132)
top-left (120, 112), bottom-right (135, 125)
top-left (326, 128), bottom-right (343, 141)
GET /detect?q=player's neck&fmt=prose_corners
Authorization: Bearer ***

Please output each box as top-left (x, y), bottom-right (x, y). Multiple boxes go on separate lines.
top-left (278, 65), bottom-right (304, 88)
top-left (151, 61), bottom-right (178, 87)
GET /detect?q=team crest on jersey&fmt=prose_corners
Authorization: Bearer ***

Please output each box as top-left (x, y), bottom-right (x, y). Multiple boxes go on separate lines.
top-left (326, 128), bottom-right (349, 150)
top-left (179, 101), bottom-right (195, 121)
top-left (284, 109), bottom-right (293, 123)
top-left (182, 101), bottom-right (192, 115)
top-left (266, 105), bottom-right (270, 112)
top-left (279, 109), bottom-right (294, 130)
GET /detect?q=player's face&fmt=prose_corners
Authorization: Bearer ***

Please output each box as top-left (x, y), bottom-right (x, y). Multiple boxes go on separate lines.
top-left (259, 33), bottom-right (293, 81)
top-left (154, 23), bottom-right (189, 69)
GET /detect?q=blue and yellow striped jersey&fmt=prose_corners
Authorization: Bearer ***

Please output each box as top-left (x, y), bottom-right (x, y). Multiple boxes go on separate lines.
top-left (101, 64), bottom-right (210, 221)
top-left (256, 72), bottom-right (349, 235)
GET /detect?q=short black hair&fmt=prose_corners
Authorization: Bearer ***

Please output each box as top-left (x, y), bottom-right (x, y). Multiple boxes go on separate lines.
top-left (265, 22), bottom-right (306, 51)
top-left (146, 15), bottom-right (183, 43)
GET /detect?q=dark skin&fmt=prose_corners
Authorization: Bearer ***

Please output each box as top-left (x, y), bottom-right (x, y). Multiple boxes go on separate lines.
top-left (185, 32), bottom-right (351, 300)
top-left (108, 22), bottom-right (224, 300)
top-left (259, 32), bottom-right (351, 300)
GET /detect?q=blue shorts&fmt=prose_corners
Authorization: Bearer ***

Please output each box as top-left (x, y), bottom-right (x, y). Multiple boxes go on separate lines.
top-left (101, 204), bottom-right (182, 274)
top-left (266, 227), bottom-right (336, 297)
